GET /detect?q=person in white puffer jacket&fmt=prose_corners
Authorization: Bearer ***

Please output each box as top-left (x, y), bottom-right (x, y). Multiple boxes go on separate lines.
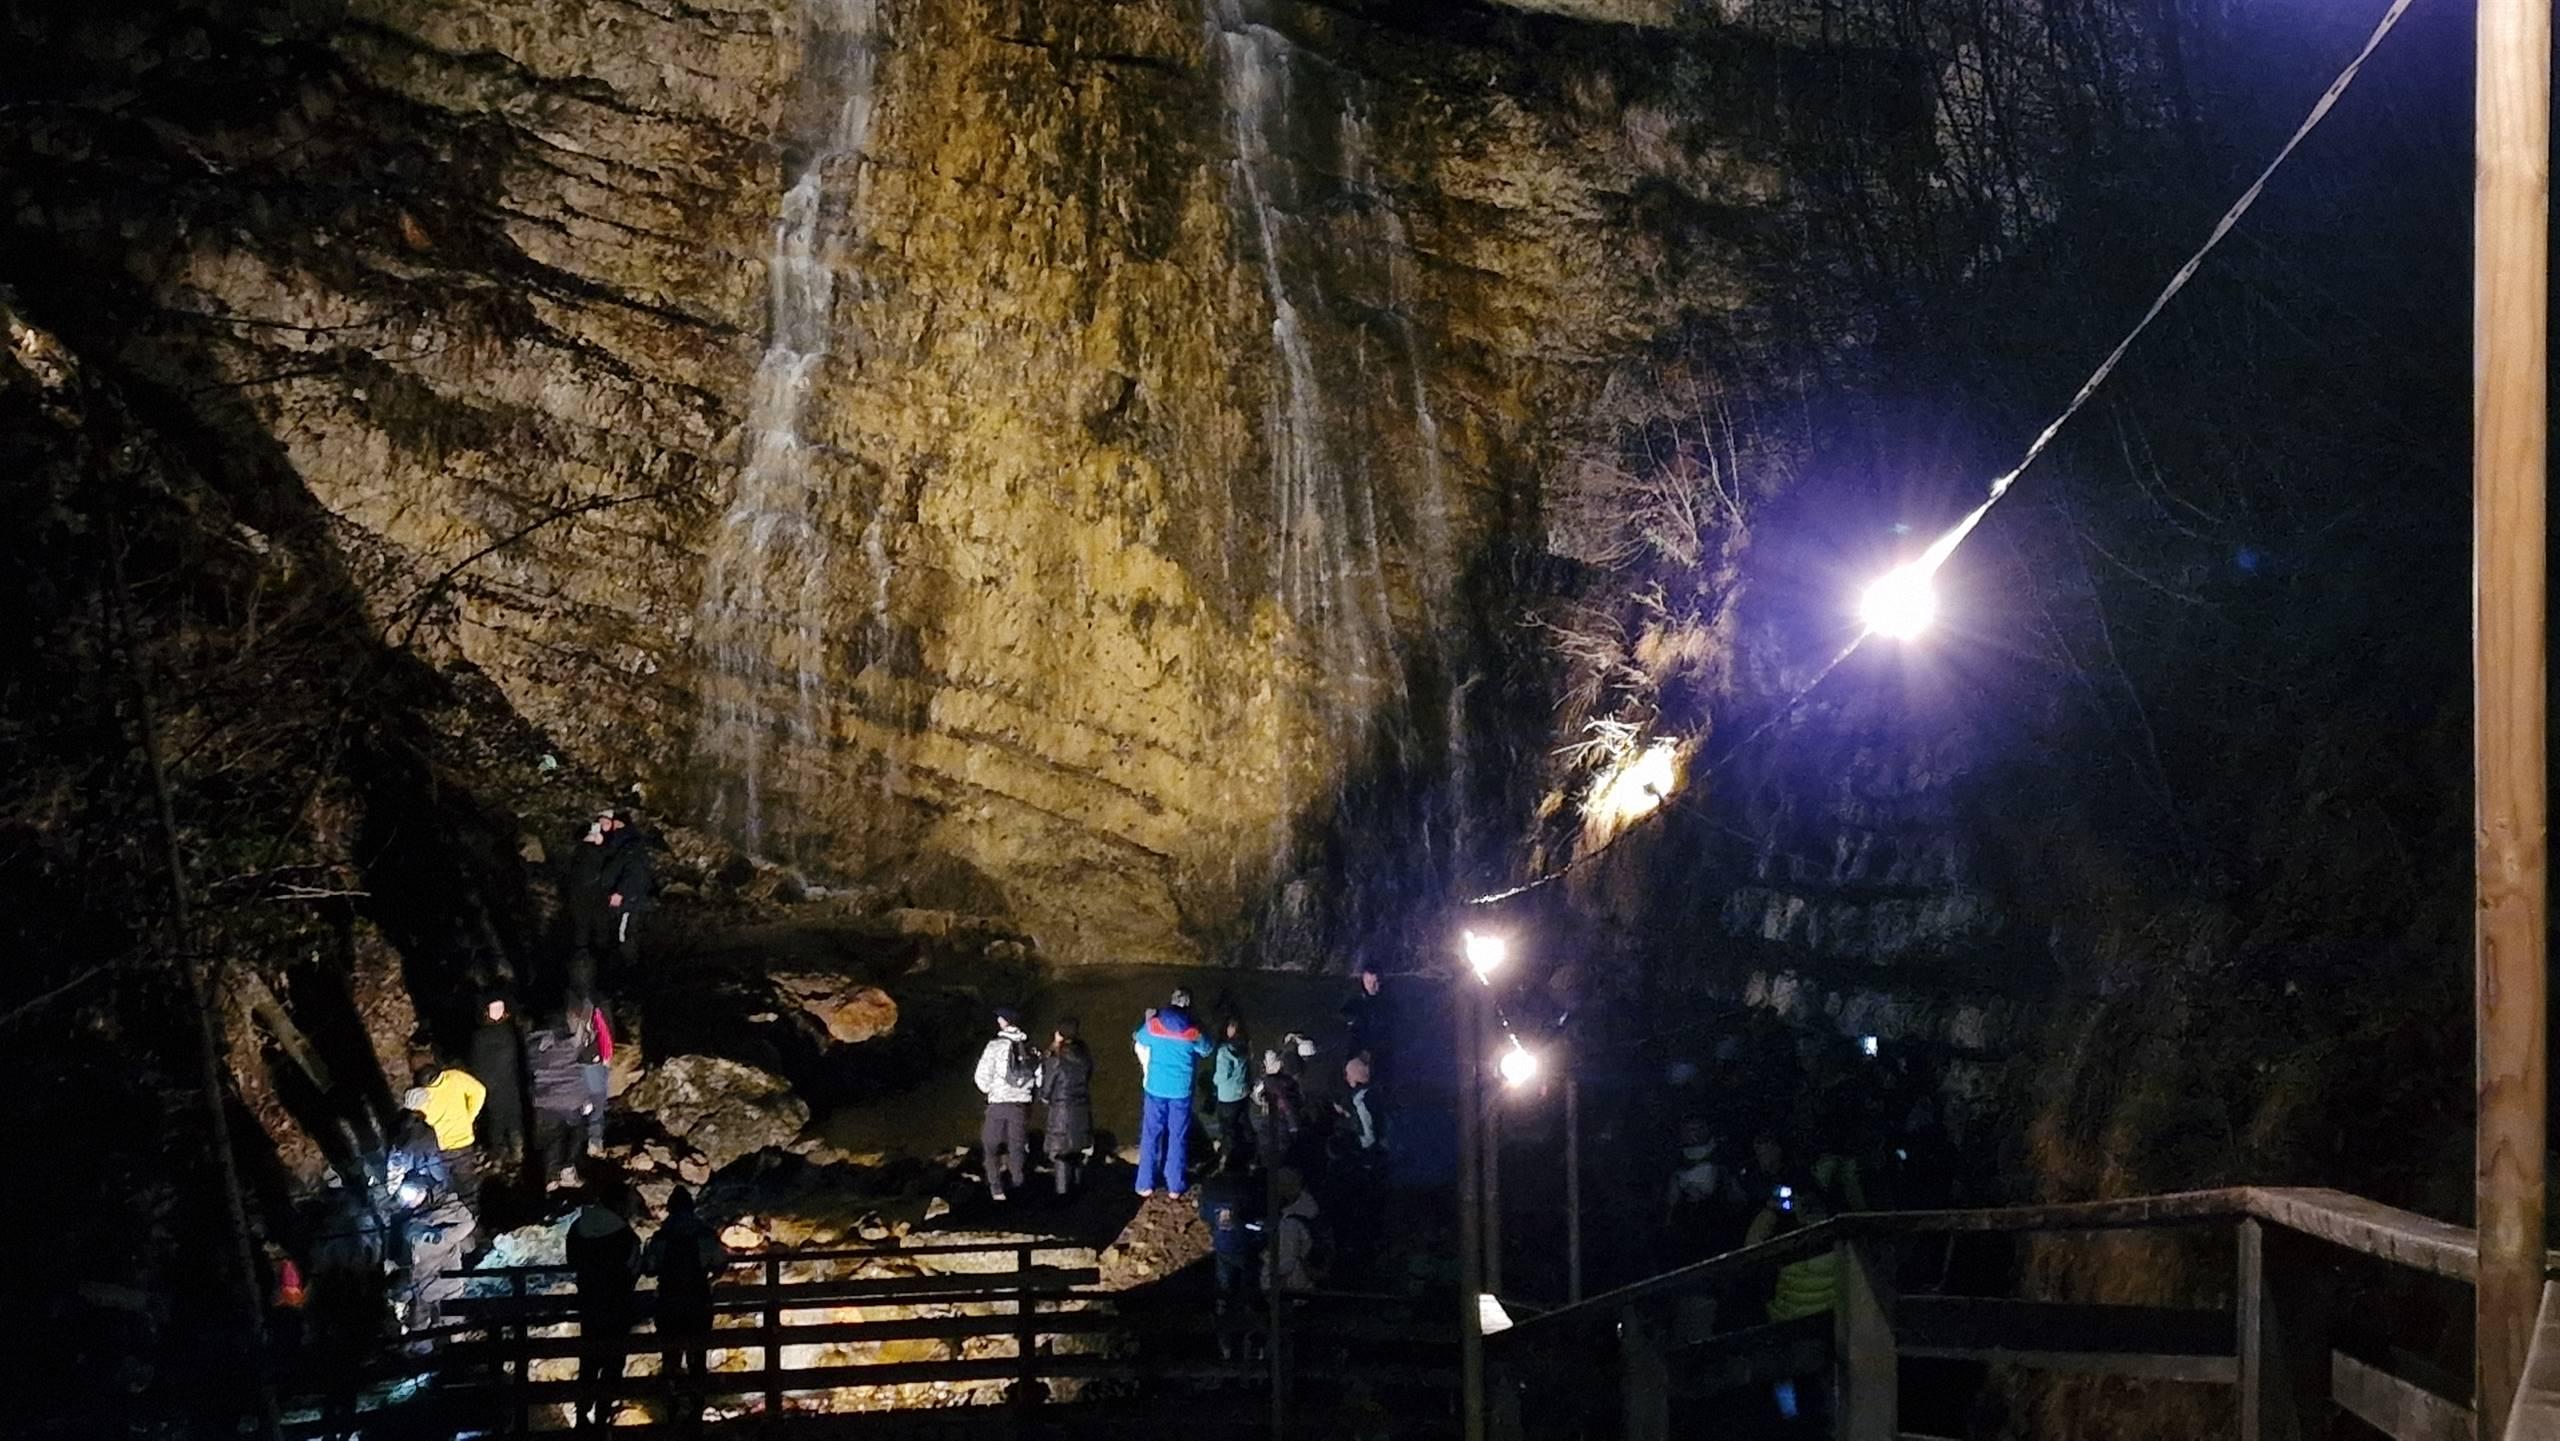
top-left (973, 1007), bottom-right (1039, 1201)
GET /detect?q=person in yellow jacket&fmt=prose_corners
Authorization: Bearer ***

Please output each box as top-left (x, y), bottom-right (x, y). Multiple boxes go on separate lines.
top-left (406, 1056), bottom-right (488, 1213)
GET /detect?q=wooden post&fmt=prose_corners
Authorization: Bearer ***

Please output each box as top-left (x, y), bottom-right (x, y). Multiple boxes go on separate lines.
top-left (764, 1253), bottom-right (783, 1427)
top-left (1457, 977), bottom-right (1488, 1441)
top-left (2238, 1219), bottom-right (2338, 1441)
top-left (510, 1272), bottom-right (531, 1437)
top-left (1834, 1240), bottom-right (1896, 1441)
top-left (2476, 0), bottom-right (2551, 1432)
top-left (1268, 1156), bottom-right (1288, 1441)
top-left (1565, 1071), bottom-right (1584, 1305)
top-left (1619, 1306), bottom-right (1668, 1441)
top-left (1013, 1244), bottom-right (1038, 1410)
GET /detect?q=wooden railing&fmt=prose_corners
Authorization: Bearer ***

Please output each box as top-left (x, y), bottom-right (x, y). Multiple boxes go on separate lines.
top-left (1486, 1186), bottom-right (2560, 1441)
top-left (284, 1238), bottom-right (1454, 1437)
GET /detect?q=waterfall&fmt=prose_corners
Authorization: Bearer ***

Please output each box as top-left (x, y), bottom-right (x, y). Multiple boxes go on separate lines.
top-left (1341, 104), bottom-right (1476, 873)
top-left (1208, 0), bottom-right (1396, 717)
top-left (693, 0), bottom-right (883, 857)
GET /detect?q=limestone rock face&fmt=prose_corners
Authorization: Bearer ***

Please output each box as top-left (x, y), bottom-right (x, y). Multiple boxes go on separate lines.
top-left (8, 0), bottom-right (2031, 967)
top-left (623, 1054), bottom-right (814, 1172)
top-left (771, 972), bottom-right (900, 1045)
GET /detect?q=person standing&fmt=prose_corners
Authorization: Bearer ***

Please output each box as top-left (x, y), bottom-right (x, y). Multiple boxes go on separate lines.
top-left (1252, 1045), bottom-right (1306, 1170)
top-left (407, 1055), bottom-right (486, 1214)
top-left (1264, 1167), bottom-right (1324, 1294)
top-left (1211, 1017), bottom-right (1253, 1166)
top-left (1040, 1018), bottom-right (1095, 1198)
top-left (566, 1189), bottom-right (639, 1430)
top-left (1199, 1153), bottom-right (1262, 1360)
top-left (647, 1187), bottom-right (725, 1417)
top-left (573, 993), bottom-right (615, 1158)
top-left (596, 808), bottom-right (654, 972)
top-left (1130, 997), bottom-right (1212, 1198)
top-left (1340, 962), bottom-right (1392, 1078)
top-left (972, 1007), bottom-right (1038, 1202)
top-left (567, 808), bottom-right (617, 959)
top-left (528, 1007), bottom-right (591, 1192)
top-left (467, 994), bottom-right (528, 1178)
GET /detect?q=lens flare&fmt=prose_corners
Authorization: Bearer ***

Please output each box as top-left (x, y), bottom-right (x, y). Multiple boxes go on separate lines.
top-left (1859, 564), bottom-right (1938, 640)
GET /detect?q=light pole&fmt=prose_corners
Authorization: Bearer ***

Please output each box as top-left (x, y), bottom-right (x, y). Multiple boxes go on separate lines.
top-left (1455, 930), bottom-right (1507, 1441)
top-left (1565, 1068), bottom-right (1583, 1305)
top-left (1494, 1034), bottom-right (1582, 1305)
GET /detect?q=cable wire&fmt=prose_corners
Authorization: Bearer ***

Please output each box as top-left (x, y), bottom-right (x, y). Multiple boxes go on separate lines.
top-left (1463, 0), bottom-right (2421, 907)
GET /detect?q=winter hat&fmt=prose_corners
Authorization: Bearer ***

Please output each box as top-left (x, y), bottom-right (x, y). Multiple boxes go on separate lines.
top-left (994, 1006), bottom-right (1023, 1029)
top-left (401, 1087), bottom-right (432, 1114)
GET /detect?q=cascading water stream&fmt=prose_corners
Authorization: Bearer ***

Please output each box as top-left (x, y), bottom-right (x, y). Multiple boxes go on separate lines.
top-left (1208, 0), bottom-right (1396, 721)
top-left (693, 0), bottom-right (883, 856)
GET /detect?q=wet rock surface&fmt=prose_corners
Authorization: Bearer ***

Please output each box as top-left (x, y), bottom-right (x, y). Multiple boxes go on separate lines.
top-left (770, 972), bottom-right (900, 1045)
top-left (621, 1054), bottom-right (813, 1173)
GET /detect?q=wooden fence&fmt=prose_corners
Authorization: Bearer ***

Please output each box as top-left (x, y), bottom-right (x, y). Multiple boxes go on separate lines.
top-left (284, 1238), bottom-right (1453, 1437)
top-left (1486, 1186), bottom-right (2560, 1441)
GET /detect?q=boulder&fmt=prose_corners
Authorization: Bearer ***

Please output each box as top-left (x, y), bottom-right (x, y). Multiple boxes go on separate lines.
top-left (621, 1054), bottom-right (811, 1173)
top-left (768, 972), bottom-right (899, 1045)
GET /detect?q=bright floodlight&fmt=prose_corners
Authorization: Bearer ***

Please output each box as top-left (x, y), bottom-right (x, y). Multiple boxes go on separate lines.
top-left (1478, 1292), bottom-right (1516, 1335)
top-left (1463, 930), bottom-right (1508, 982)
top-left (1859, 563), bottom-right (1937, 640)
top-left (1498, 1037), bottom-right (1541, 1089)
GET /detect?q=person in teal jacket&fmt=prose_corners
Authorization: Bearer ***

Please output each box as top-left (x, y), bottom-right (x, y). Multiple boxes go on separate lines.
top-left (1132, 1001), bottom-right (1213, 1197)
top-left (1211, 1017), bottom-right (1253, 1165)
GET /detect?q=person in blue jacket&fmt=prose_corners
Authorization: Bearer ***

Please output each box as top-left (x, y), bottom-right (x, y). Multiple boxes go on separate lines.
top-left (1131, 997), bottom-right (1213, 1197)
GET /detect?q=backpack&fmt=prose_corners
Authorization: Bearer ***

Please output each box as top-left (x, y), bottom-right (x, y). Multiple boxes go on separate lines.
top-left (1003, 1038), bottom-right (1042, 1093)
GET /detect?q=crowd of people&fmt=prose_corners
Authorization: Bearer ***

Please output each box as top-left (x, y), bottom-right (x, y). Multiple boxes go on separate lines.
top-left (1635, 1019), bottom-right (1968, 1429)
top-left (276, 804), bottom-right (707, 1431)
top-left (969, 963), bottom-right (1403, 1347)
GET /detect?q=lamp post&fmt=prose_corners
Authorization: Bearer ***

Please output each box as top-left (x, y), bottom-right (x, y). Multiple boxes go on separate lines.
top-left (1495, 1034), bottom-right (1582, 1305)
top-left (1455, 930), bottom-right (1506, 1441)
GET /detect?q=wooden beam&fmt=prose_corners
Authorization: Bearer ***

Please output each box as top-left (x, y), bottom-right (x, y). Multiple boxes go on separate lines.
top-left (2474, 0), bottom-right (2553, 1433)
top-left (1895, 1296), bottom-right (2232, 1360)
top-left (2332, 1351), bottom-right (2472, 1441)
top-left (2242, 1190), bottom-right (2486, 1284)
top-left (2239, 1218), bottom-right (2347, 1441)
top-left (1664, 1314), bottom-right (1834, 1397)
top-left (2510, 1283), bottom-right (2560, 1441)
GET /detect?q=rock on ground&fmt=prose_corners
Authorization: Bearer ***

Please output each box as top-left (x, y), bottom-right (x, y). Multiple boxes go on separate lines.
top-left (620, 1054), bottom-right (812, 1173)
top-left (768, 972), bottom-right (899, 1045)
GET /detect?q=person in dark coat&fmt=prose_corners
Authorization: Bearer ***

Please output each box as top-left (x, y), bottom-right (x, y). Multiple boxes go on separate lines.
top-left (467, 994), bottom-right (527, 1173)
top-left (1252, 1044), bottom-right (1307, 1170)
top-left (596, 809), bottom-right (654, 971)
top-left (1040, 1018), bottom-right (1095, 1198)
top-left (1198, 1153), bottom-right (1263, 1360)
top-left (304, 1182), bottom-right (389, 1437)
top-left (527, 1008), bottom-right (591, 1191)
top-left (646, 1187), bottom-right (726, 1417)
top-left (1340, 962), bottom-right (1392, 1080)
top-left (567, 809), bottom-right (617, 956)
top-left (566, 1189), bottom-right (639, 1430)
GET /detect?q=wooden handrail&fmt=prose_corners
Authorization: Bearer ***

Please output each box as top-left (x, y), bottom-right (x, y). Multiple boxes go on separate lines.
top-left (453, 1237), bottom-right (1098, 1278)
top-left (1499, 1185), bottom-right (2544, 1343)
